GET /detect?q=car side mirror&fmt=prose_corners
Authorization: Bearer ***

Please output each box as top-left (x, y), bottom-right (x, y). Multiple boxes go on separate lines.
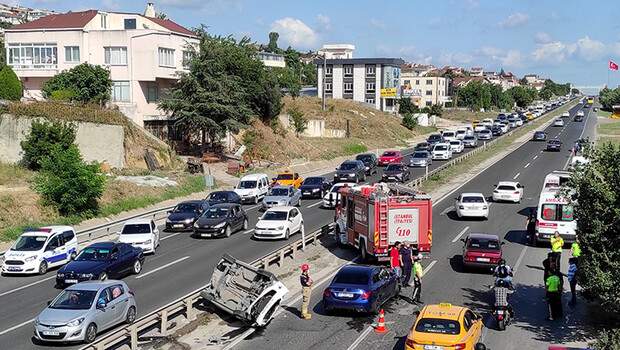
top-left (167, 210), bottom-right (172, 214)
top-left (97, 300), bottom-right (107, 310)
top-left (47, 300), bottom-right (52, 306)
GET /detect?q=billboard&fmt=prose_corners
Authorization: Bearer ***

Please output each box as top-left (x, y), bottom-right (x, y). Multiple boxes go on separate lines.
top-left (380, 88), bottom-right (397, 98)
top-left (388, 207), bottom-right (420, 244)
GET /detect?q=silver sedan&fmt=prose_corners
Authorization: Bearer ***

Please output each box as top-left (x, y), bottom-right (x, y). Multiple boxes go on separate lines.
top-left (262, 185), bottom-right (302, 209)
top-left (409, 151), bottom-right (432, 167)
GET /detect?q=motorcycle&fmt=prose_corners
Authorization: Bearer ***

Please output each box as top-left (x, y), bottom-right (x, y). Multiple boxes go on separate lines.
top-left (493, 304), bottom-right (511, 330)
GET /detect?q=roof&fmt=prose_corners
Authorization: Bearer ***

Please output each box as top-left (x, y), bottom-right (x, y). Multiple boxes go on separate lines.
top-left (145, 16), bottom-right (195, 37)
top-left (264, 206), bottom-right (295, 212)
top-left (209, 203), bottom-right (237, 208)
top-left (124, 218), bottom-right (152, 225)
top-left (420, 303), bottom-right (466, 319)
top-left (23, 225), bottom-right (73, 236)
top-left (240, 173), bottom-right (268, 180)
top-left (461, 192), bottom-right (485, 197)
top-left (67, 280), bottom-right (124, 291)
top-left (314, 57), bottom-right (405, 66)
top-left (87, 242), bottom-right (116, 249)
top-left (338, 264), bottom-right (377, 275)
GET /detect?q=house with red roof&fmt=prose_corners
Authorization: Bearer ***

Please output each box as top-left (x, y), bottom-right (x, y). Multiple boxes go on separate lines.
top-left (3, 2), bottom-right (198, 134)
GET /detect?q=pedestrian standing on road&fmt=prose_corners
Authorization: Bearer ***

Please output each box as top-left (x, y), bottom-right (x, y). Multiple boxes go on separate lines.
top-left (526, 208), bottom-right (537, 245)
top-left (300, 263), bottom-right (313, 320)
top-left (545, 267), bottom-right (563, 321)
top-left (400, 242), bottom-right (414, 286)
top-left (571, 238), bottom-right (581, 259)
top-left (567, 258), bottom-right (578, 307)
top-left (543, 252), bottom-right (555, 285)
top-left (550, 231), bottom-right (564, 268)
top-left (390, 241), bottom-right (402, 280)
top-left (412, 254), bottom-right (424, 304)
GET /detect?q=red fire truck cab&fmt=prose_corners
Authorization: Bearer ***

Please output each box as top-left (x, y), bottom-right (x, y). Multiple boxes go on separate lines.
top-left (334, 183), bottom-right (432, 262)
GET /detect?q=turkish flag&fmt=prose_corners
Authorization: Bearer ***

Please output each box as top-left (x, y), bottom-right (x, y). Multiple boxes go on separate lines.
top-left (610, 60), bottom-right (619, 71)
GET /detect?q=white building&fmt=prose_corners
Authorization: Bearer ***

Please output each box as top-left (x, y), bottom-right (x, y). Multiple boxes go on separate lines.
top-left (316, 57), bottom-right (404, 112)
top-left (318, 44), bottom-right (355, 59)
top-left (400, 73), bottom-right (450, 107)
top-left (257, 51), bottom-right (285, 68)
top-left (0, 3), bottom-right (55, 25)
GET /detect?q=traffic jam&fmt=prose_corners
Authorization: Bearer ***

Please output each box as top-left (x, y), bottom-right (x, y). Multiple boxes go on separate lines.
top-left (0, 96), bottom-right (584, 348)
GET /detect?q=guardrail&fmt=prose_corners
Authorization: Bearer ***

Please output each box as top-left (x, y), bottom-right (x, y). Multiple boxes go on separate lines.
top-left (81, 223), bottom-right (335, 350)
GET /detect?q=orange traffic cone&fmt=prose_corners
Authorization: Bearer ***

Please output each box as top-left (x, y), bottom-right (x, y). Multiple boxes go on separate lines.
top-left (375, 309), bottom-right (387, 333)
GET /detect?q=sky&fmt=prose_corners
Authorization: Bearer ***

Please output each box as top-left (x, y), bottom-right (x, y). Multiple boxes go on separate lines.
top-left (9, 0), bottom-right (620, 89)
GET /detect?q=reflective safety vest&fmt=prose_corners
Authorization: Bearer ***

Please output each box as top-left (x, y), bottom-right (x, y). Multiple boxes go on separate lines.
top-left (571, 242), bottom-right (581, 257)
top-left (414, 261), bottom-right (423, 278)
top-left (551, 236), bottom-right (564, 253)
top-left (546, 275), bottom-right (561, 292)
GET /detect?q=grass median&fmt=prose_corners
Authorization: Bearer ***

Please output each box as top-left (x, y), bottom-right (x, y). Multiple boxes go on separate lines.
top-left (419, 100), bottom-right (580, 193)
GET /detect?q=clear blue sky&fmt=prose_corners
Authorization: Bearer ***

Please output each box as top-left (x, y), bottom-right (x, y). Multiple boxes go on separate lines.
top-left (12, 0), bottom-right (620, 88)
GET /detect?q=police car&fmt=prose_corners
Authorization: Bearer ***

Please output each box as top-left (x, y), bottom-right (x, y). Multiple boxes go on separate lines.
top-left (2, 226), bottom-right (78, 275)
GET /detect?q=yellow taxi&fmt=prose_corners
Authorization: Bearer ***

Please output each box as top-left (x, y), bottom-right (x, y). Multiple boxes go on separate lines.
top-left (272, 170), bottom-right (303, 188)
top-left (471, 120), bottom-right (480, 128)
top-left (405, 303), bottom-right (484, 350)
top-left (525, 112), bottom-right (534, 121)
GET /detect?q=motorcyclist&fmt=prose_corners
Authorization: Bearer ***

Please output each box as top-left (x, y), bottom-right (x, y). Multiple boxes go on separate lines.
top-left (493, 279), bottom-right (514, 318)
top-left (493, 259), bottom-right (514, 289)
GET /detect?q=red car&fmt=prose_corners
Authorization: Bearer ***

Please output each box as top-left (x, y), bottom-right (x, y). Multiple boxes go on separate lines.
top-left (461, 233), bottom-right (503, 270)
top-left (378, 150), bottom-right (403, 166)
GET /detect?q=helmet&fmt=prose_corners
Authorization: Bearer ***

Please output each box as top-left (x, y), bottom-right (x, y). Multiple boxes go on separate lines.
top-left (499, 258), bottom-right (506, 266)
top-left (496, 279), bottom-right (506, 288)
top-left (475, 343), bottom-right (487, 350)
top-left (301, 263), bottom-right (309, 271)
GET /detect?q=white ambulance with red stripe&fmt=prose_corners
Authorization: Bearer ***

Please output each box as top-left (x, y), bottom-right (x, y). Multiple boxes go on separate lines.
top-left (535, 171), bottom-right (576, 244)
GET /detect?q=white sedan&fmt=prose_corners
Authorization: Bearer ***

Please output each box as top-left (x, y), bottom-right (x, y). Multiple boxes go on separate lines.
top-left (455, 193), bottom-right (489, 219)
top-left (492, 181), bottom-right (524, 203)
top-left (553, 119), bottom-right (564, 127)
top-left (253, 207), bottom-right (304, 240)
top-left (432, 143), bottom-right (453, 160)
top-left (449, 140), bottom-right (464, 154)
top-left (322, 182), bottom-right (355, 208)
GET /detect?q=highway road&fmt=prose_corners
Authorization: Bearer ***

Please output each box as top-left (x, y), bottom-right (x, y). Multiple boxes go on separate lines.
top-left (0, 101), bottom-right (575, 350)
top-left (233, 103), bottom-right (594, 350)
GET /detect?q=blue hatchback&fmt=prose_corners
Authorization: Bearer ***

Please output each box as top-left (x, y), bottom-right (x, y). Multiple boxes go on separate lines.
top-left (322, 265), bottom-right (400, 314)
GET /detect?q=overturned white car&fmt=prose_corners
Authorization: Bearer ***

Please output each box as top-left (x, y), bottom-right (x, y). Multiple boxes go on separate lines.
top-left (201, 254), bottom-right (288, 327)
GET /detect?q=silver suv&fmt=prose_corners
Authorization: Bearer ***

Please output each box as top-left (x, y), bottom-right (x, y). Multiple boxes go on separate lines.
top-left (34, 280), bottom-right (137, 344)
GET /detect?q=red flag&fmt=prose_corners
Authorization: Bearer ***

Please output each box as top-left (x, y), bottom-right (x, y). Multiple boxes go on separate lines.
top-left (610, 60), bottom-right (619, 71)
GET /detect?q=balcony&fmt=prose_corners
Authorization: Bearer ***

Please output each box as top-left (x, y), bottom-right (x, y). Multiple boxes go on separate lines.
top-left (9, 63), bottom-right (58, 77)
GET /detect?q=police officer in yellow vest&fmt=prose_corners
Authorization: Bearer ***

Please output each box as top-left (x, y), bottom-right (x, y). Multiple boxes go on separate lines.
top-left (412, 254), bottom-right (423, 304)
top-left (550, 231), bottom-right (564, 268)
top-left (571, 238), bottom-right (581, 258)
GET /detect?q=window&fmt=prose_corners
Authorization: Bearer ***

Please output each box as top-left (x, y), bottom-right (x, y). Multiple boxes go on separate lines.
top-left (541, 203), bottom-right (574, 222)
top-left (366, 82), bottom-right (376, 93)
top-left (62, 230), bottom-right (75, 242)
top-left (325, 65), bottom-right (333, 76)
top-left (111, 81), bottom-right (130, 102)
top-left (147, 84), bottom-right (158, 102)
top-left (415, 80), bottom-right (420, 85)
top-left (45, 236), bottom-right (60, 251)
top-left (404, 80), bottom-right (410, 85)
top-left (107, 285), bottom-right (125, 301)
top-left (426, 79), bottom-right (433, 85)
top-left (124, 18), bottom-right (136, 29)
top-left (7, 43), bottom-right (57, 68)
top-left (426, 101), bottom-right (433, 106)
top-left (325, 82), bottom-right (333, 93)
top-left (64, 46), bottom-right (79, 62)
top-left (344, 82), bottom-right (353, 93)
top-left (182, 50), bottom-right (192, 69)
top-left (104, 47), bottom-right (127, 65)
top-left (426, 90), bottom-right (433, 96)
top-left (344, 64), bottom-right (353, 77)
top-left (100, 13), bottom-right (108, 28)
top-left (366, 65), bottom-right (375, 75)
top-left (158, 48), bottom-right (175, 68)
top-left (365, 98), bottom-right (375, 105)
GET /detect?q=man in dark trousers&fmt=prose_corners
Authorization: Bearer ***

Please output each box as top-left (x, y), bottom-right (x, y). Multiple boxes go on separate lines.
top-left (412, 254), bottom-right (424, 304)
top-left (400, 241), bottom-right (414, 286)
top-left (545, 267), bottom-right (563, 320)
top-left (526, 208), bottom-right (537, 245)
top-left (567, 258), bottom-right (578, 307)
top-left (300, 263), bottom-right (313, 320)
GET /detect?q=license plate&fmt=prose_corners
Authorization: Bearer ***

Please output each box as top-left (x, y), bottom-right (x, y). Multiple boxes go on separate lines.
top-left (201, 233), bottom-right (212, 237)
top-left (173, 224), bottom-right (184, 228)
top-left (7, 266), bottom-right (21, 271)
top-left (65, 279), bottom-right (78, 284)
top-left (424, 346), bottom-right (444, 350)
top-left (337, 292), bottom-right (354, 298)
top-left (477, 257), bottom-right (490, 262)
top-left (42, 331), bottom-right (60, 336)
top-left (501, 195), bottom-right (510, 199)
top-left (388, 177), bottom-right (396, 180)
top-left (497, 310), bottom-right (504, 315)
top-left (303, 192), bottom-right (311, 195)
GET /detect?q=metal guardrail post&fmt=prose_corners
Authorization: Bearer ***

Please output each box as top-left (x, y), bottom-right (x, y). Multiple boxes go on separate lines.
top-left (185, 298), bottom-right (196, 321)
top-left (312, 230), bottom-right (317, 245)
top-left (161, 309), bottom-right (169, 336)
top-left (130, 325), bottom-right (138, 349)
top-left (291, 244), bottom-right (296, 260)
top-left (278, 249), bottom-right (285, 267)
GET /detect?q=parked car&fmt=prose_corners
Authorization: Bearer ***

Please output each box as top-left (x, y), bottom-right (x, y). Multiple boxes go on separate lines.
top-left (262, 185), bottom-right (302, 210)
top-left (432, 143), bottom-right (453, 160)
top-left (492, 181), bottom-right (524, 203)
top-left (455, 193), bottom-right (489, 219)
top-left (533, 131), bottom-right (547, 141)
top-left (34, 280), bottom-right (137, 344)
top-left (205, 191), bottom-right (242, 205)
top-left (56, 242), bottom-right (144, 287)
top-left (117, 219), bottom-right (159, 254)
top-left (355, 153), bottom-right (378, 175)
top-left (449, 140), bottom-right (464, 154)
top-left (299, 176), bottom-right (331, 198)
top-left (234, 173), bottom-right (270, 204)
top-left (462, 135), bottom-right (478, 148)
top-left (546, 139), bottom-right (562, 152)
top-left (165, 200), bottom-right (207, 231)
top-left (409, 151), bottom-right (432, 167)
top-left (477, 129), bottom-right (492, 140)
top-left (334, 160), bottom-right (366, 183)
top-left (193, 203), bottom-right (248, 238)
top-left (2, 226), bottom-right (77, 275)
top-left (382, 163), bottom-right (411, 183)
top-left (461, 233), bottom-right (503, 270)
top-left (322, 182), bottom-right (356, 208)
top-left (253, 207), bottom-right (304, 240)
top-left (378, 150), bottom-right (403, 166)
top-left (322, 265), bottom-right (400, 314)
top-left (414, 142), bottom-right (431, 152)
top-left (553, 118), bottom-right (565, 127)
top-left (426, 133), bottom-right (444, 146)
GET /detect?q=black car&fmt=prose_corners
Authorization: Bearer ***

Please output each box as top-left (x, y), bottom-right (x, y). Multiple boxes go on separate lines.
top-left (519, 114), bottom-right (528, 123)
top-left (206, 191), bottom-right (242, 205)
top-left (491, 126), bottom-right (503, 136)
top-left (546, 139), bottom-right (562, 152)
top-left (56, 242), bottom-right (144, 287)
top-left (299, 176), bottom-right (331, 198)
top-left (334, 160), bottom-right (366, 183)
top-left (355, 153), bottom-right (378, 175)
top-left (427, 134), bottom-right (444, 145)
top-left (165, 200), bottom-right (208, 231)
top-left (382, 163), bottom-right (410, 183)
top-left (193, 203), bottom-right (248, 238)
top-left (533, 131), bottom-right (547, 141)
top-left (414, 142), bottom-right (431, 152)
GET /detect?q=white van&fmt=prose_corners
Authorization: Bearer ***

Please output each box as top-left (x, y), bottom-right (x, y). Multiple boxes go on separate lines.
top-left (541, 171), bottom-right (571, 193)
top-left (234, 173), bottom-right (270, 204)
top-left (535, 192), bottom-right (576, 244)
top-left (2, 226), bottom-right (78, 275)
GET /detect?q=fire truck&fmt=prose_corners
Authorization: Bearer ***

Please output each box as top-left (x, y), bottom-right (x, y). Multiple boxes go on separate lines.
top-left (334, 183), bottom-right (433, 262)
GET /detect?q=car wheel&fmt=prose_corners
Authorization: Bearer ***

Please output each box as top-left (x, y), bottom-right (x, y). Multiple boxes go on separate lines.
top-left (38, 261), bottom-right (48, 275)
top-left (254, 196), bottom-right (259, 205)
top-left (125, 306), bottom-right (137, 324)
top-left (100, 272), bottom-right (108, 281)
top-left (132, 260), bottom-right (142, 274)
top-left (243, 218), bottom-right (249, 230)
top-left (285, 229), bottom-right (290, 240)
top-left (84, 323), bottom-right (97, 344)
top-left (225, 225), bottom-right (232, 238)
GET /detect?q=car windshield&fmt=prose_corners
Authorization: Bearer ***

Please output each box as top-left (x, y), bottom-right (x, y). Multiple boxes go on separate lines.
top-left (428, 135), bottom-right (441, 141)
top-left (535, 132), bottom-right (545, 136)
top-left (261, 211), bottom-right (288, 221)
top-left (434, 145), bottom-right (448, 151)
top-left (462, 196), bottom-right (485, 203)
top-left (202, 207), bottom-right (229, 218)
top-left (415, 318), bottom-right (460, 335)
top-left (356, 155), bottom-right (372, 162)
top-left (333, 270), bottom-right (369, 285)
top-left (481, 130), bottom-right (491, 134)
top-left (468, 238), bottom-right (500, 250)
top-left (331, 185), bottom-right (345, 193)
top-left (207, 192), bottom-right (231, 203)
top-left (173, 203), bottom-right (200, 213)
top-left (457, 130), bottom-right (465, 134)
top-left (385, 164), bottom-right (403, 171)
top-left (121, 224), bottom-right (151, 235)
top-left (303, 177), bottom-right (323, 185)
top-left (269, 188), bottom-right (290, 196)
top-left (413, 152), bottom-right (428, 159)
top-left (76, 247), bottom-right (112, 261)
top-left (339, 162), bottom-right (357, 170)
top-left (12, 235), bottom-right (47, 251)
top-left (49, 290), bottom-right (97, 310)
top-left (277, 174), bottom-right (294, 180)
top-left (497, 185), bottom-right (516, 191)
top-left (415, 143), bottom-right (428, 148)
top-left (464, 136), bottom-right (475, 140)
top-left (382, 151), bottom-right (396, 157)
top-left (443, 132), bottom-right (455, 137)
top-left (238, 180), bottom-right (257, 189)
top-left (450, 141), bottom-right (460, 145)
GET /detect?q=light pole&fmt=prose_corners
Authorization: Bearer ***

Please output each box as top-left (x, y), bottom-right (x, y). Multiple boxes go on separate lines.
top-left (322, 53), bottom-right (327, 111)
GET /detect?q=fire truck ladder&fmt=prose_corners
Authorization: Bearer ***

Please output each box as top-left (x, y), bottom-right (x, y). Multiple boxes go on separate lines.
top-left (378, 199), bottom-right (389, 248)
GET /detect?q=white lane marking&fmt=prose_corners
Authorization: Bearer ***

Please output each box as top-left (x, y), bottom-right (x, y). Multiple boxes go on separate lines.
top-left (243, 229), bottom-right (254, 234)
top-left (306, 201), bottom-right (323, 209)
top-left (135, 256), bottom-right (190, 279)
top-left (0, 318), bottom-right (35, 336)
top-left (161, 231), bottom-right (185, 241)
top-left (513, 173), bottom-right (520, 180)
top-left (451, 226), bottom-right (470, 243)
top-left (533, 155), bottom-right (538, 160)
top-left (513, 245), bottom-right (528, 273)
top-left (0, 276), bottom-right (56, 298)
top-left (524, 163), bottom-right (530, 168)
top-left (246, 204), bottom-right (260, 211)
top-left (440, 205), bottom-right (454, 216)
top-left (423, 260), bottom-right (437, 274)
top-left (222, 327), bottom-right (256, 350)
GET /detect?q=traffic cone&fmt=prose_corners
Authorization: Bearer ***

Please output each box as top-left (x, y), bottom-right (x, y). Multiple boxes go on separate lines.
top-left (375, 309), bottom-right (387, 333)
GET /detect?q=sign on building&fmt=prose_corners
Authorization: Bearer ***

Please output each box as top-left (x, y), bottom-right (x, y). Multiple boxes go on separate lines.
top-left (380, 88), bottom-right (397, 98)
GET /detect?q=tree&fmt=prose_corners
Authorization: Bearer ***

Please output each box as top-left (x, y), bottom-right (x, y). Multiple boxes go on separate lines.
top-left (42, 63), bottom-right (111, 104)
top-left (0, 65), bottom-right (22, 100)
top-left (567, 142), bottom-right (620, 314)
top-left (590, 329), bottom-right (620, 350)
top-left (429, 104), bottom-right (443, 116)
top-left (275, 67), bottom-right (301, 98)
top-left (288, 105), bottom-right (307, 136)
top-left (507, 85), bottom-right (537, 108)
top-left (21, 120), bottom-right (76, 171)
top-left (267, 32), bottom-right (280, 53)
top-left (398, 97), bottom-right (418, 114)
top-left (401, 113), bottom-right (418, 130)
top-left (155, 12), bottom-right (167, 20)
top-left (599, 87), bottom-right (620, 111)
top-left (34, 144), bottom-right (106, 216)
top-left (456, 80), bottom-right (492, 110)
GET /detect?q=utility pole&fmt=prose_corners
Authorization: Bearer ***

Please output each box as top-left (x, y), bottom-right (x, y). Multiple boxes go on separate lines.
top-left (322, 53), bottom-right (327, 111)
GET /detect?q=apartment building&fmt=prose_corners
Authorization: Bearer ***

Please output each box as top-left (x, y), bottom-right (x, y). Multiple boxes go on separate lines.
top-left (316, 57), bottom-right (404, 112)
top-left (318, 44), bottom-right (355, 59)
top-left (400, 72), bottom-right (450, 107)
top-left (257, 51), bottom-right (285, 68)
top-left (0, 3), bottom-right (55, 25)
top-left (3, 4), bottom-right (198, 136)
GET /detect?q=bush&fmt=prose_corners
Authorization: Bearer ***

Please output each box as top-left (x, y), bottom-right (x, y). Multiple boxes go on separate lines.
top-left (34, 145), bottom-right (106, 216)
top-left (343, 143), bottom-right (367, 155)
top-left (21, 120), bottom-right (76, 171)
top-left (50, 89), bottom-right (77, 101)
top-left (288, 105), bottom-right (307, 136)
top-left (0, 65), bottom-right (22, 101)
top-left (402, 113), bottom-right (418, 130)
top-left (42, 63), bottom-right (111, 104)
top-left (429, 104), bottom-right (443, 117)
top-left (590, 329), bottom-right (620, 350)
